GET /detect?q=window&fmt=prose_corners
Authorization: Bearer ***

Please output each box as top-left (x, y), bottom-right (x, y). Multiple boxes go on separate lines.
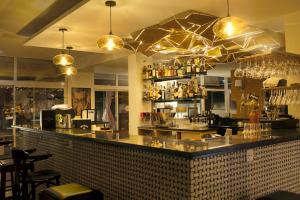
top-left (0, 86), bottom-right (13, 133)
top-left (117, 75), bottom-right (128, 86)
top-left (15, 88), bottom-right (64, 127)
top-left (204, 76), bottom-right (224, 89)
top-left (0, 56), bottom-right (14, 80)
top-left (95, 91), bottom-right (116, 129)
top-left (94, 73), bottom-right (116, 85)
top-left (95, 91), bottom-right (128, 131)
top-left (206, 91), bottom-right (225, 111)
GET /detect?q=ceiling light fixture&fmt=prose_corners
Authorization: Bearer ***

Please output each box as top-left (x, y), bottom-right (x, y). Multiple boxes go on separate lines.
top-left (213, 0), bottom-right (245, 39)
top-left (53, 28), bottom-right (74, 66)
top-left (97, 0), bottom-right (124, 51)
top-left (62, 46), bottom-right (77, 76)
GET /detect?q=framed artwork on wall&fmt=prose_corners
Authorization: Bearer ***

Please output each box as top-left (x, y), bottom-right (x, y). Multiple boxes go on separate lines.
top-left (72, 88), bottom-right (91, 116)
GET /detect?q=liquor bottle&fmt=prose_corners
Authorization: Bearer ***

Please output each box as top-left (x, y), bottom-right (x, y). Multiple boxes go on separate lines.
top-left (195, 58), bottom-right (201, 73)
top-left (148, 85), bottom-right (153, 100)
top-left (170, 82), bottom-right (175, 100)
top-left (163, 64), bottom-right (168, 77)
top-left (191, 59), bottom-right (196, 74)
top-left (158, 64), bottom-right (163, 78)
top-left (188, 82), bottom-right (194, 98)
top-left (168, 65), bottom-right (172, 77)
top-left (165, 83), bottom-right (170, 100)
top-left (155, 84), bottom-right (161, 100)
top-left (177, 64), bottom-right (183, 77)
top-left (148, 65), bottom-right (152, 79)
top-left (182, 64), bottom-right (187, 75)
top-left (161, 86), bottom-right (166, 100)
top-left (143, 84), bottom-right (149, 100)
top-left (182, 84), bottom-right (188, 98)
top-left (178, 83), bottom-right (183, 99)
top-left (152, 63), bottom-right (156, 79)
top-left (174, 63), bottom-right (178, 77)
top-left (173, 81), bottom-right (178, 99)
top-left (186, 59), bottom-right (192, 74)
top-left (143, 65), bottom-right (148, 79)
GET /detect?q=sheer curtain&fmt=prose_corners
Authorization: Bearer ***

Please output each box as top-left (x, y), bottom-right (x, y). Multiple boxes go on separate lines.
top-left (102, 91), bottom-right (116, 129)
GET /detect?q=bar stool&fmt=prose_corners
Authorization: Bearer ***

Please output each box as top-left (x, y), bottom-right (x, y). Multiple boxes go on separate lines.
top-left (257, 191), bottom-right (300, 200)
top-left (0, 140), bottom-right (14, 200)
top-left (39, 183), bottom-right (103, 200)
top-left (12, 148), bottom-right (61, 200)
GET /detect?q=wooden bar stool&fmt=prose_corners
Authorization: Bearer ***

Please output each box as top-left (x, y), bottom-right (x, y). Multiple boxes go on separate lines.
top-left (12, 149), bottom-right (61, 200)
top-left (257, 191), bottom-right (300, 200)
top-left (0, 140), bottom-right (14, 200)
top-left (39, 183), bottom-right (103, 200)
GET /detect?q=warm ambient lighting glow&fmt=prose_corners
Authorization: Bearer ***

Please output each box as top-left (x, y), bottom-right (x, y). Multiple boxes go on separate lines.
top-left (213, 16), bottom-right (245, 39)
top-left (63, 66), bottom-right (77, 76)
top-left (53, 54), bottom-right (74, 66)
top-left (97, 1), bottom-right (123, 51)
top-left (53, 28), bottom-right (74, 66)
top-left (97, 34), bottom-right (124, 51)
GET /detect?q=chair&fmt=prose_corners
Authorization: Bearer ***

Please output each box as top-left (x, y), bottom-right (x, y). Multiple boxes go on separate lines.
top-left (12, 148), bottom-right (61, 200)
top-left (39, 183), bottom-right (103, 200)
top-left (0, 140), bottom-right (14, 200)
top-left (257, 191), bottom-right (300, 200)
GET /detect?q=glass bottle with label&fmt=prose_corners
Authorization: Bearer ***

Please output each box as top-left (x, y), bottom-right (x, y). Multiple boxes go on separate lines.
top-left (177, 64), bottom-right (183, 77)
top-left (148, 65), bottom-right (152, 79)
top-left (195, 58), bottom-right (201, 73)
top-left (186, 60), bottom-right (192, 74)
top-left (161, 86), bottom-right (166, 100)
top-left (152, 63), bottom-right (156, 79)
top-left (143, 65), bottom-right (148, 79)
top-left (178, 83), bottom-right (183, 99)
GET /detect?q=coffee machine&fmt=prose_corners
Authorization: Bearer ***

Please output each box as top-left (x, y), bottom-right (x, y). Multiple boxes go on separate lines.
top-left (40, 109), bottom-right (75, 129)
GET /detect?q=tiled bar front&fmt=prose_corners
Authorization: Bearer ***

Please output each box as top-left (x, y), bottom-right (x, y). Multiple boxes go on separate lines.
top-left (16, 130), bottom-right (300, 200)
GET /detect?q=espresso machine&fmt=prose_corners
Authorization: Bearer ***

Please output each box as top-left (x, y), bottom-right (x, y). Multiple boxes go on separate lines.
top-left (40, 109), bottom-right (75, 129)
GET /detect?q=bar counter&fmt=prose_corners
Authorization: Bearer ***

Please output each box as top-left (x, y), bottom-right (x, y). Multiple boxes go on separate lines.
top-left (14, 126), bottom-right (300, 200)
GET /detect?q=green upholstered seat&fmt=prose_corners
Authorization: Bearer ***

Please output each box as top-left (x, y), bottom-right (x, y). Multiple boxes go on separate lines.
top-left (42, 183), bottom-right (93, 200)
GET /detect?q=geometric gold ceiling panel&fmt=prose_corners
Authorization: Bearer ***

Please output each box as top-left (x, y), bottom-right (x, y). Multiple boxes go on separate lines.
top-left (124, 10), bottom-right (285, 63)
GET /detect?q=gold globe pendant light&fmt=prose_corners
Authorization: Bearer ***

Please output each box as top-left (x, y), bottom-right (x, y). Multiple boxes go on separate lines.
top-left (97, 0), bottom-right (124, 51)
top-left (53, 28), bottom-right (74, 66)
top-left (62, 46), bottom-right (77, 76)
top-left (213, 0), bottom-right (245, 39)
top-left (63, 66), bottom-right (78, 76)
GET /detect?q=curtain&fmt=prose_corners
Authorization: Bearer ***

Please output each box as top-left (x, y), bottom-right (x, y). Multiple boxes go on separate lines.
top-left (102, 91), bottom-right (115, 129)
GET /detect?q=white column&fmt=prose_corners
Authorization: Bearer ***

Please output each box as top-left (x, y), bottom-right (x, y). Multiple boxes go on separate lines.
top-left (128, 53), bottom-right (152, 135)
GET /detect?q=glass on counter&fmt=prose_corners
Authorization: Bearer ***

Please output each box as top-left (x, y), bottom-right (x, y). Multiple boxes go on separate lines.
top-left (143, 137), bottom-right (209, 152)
top-left (242, 122), bottom-right (272, 138)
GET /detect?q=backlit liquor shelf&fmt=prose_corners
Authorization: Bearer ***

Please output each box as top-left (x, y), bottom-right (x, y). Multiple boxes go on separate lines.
top-left (144, 97), bottom-right (202, 103)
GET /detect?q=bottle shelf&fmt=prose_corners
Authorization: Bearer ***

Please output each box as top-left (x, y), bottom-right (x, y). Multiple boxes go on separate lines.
top-left (143, 72), bottom-right (207, 82)
top-left (144, 97), bottom-right (202, 103)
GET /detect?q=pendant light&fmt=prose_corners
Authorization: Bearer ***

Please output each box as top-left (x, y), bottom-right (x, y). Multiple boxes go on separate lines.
top-left (53, 28), bottom-right (74, 66)
top-left (97, 0), bottom-right (124, 51)
top-left (62, 46), bottom-right (77, 76)
top-left (213, 0), bottom-right (245, 39)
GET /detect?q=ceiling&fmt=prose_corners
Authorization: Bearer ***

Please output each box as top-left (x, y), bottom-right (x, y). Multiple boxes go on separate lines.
top-left (25, 0), bottom-right (300, 54)
top-left (2, 0), bottom-right (300, 75)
